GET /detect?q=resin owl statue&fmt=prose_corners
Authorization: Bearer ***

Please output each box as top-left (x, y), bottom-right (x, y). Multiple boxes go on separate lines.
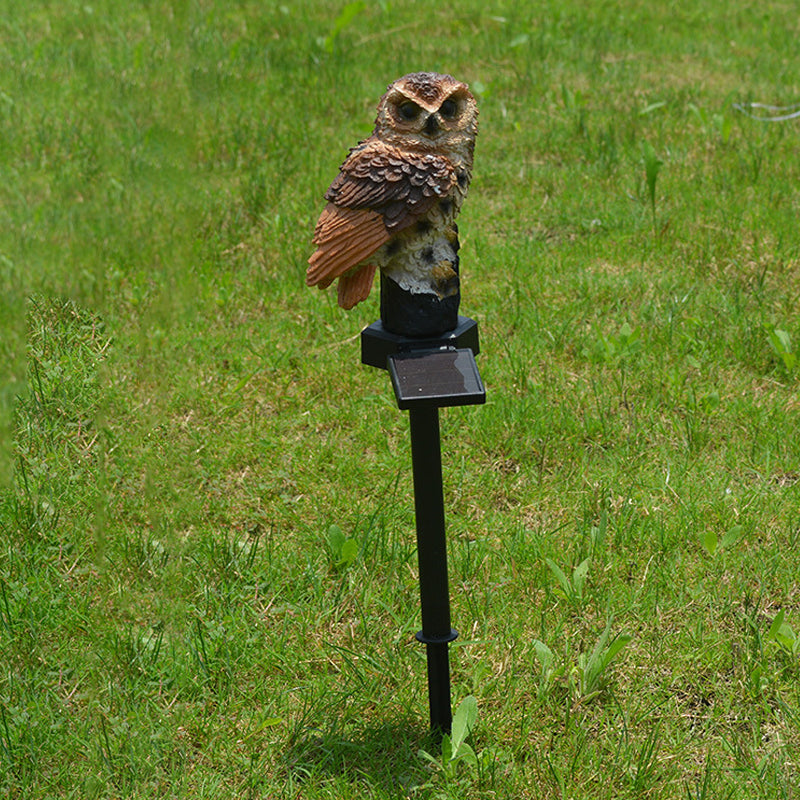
top-left (306, 72), bottom-right (478, 310)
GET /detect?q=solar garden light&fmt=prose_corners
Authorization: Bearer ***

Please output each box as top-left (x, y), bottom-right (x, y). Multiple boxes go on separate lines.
top-left (304, 71), bottom-right (483, 739)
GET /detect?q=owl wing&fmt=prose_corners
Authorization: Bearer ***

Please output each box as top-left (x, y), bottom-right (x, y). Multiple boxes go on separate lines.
top-left (306, 141), bottom-right (456, 288)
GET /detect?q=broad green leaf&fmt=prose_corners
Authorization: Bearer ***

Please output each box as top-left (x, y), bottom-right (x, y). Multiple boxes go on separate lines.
top-left (450, 695), bottom-right (478, 752)
top-left (545, 558), bottom-right (573, 597)
top-left (532, 639), bottom-right (554, 669)
top-left (767, 609), bottom-right (785, 641)
top-left (440, 734), bottom-right (453, 764)
top-left (573, 557), bottom-right (591, 593)
top-left (339, 537), bottom-right (358, 566)
top-left (721, 525), bottom-right (743, 550)
top-left (702, 529), bottom-right (718, 556)
top-left (327, 524), bottom-right (344, 554)
top-left (601, 633), bottom-right (633, 668)
top-left (455, 741), bottom-right (478, 768)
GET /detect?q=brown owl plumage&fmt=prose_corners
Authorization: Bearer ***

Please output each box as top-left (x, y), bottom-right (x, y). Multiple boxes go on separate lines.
top-left (307, 72), bottom-right (478, 309)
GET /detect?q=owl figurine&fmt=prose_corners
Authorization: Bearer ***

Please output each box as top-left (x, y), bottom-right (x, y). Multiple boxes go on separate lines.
top-left (306, 72), bottom-right (478, 311)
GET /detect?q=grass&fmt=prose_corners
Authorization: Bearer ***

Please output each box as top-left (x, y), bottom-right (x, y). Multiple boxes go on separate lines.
top-left (2, 0), bottom-right (800, 797)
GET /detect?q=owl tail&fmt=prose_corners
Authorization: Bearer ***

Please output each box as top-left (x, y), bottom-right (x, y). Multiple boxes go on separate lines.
top-left (337, 264), bottom-right (377, 310)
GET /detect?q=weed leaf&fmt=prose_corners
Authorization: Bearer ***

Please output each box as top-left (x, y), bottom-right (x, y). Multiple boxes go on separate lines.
top-left (642, 140), bottom-right (663, 220)
top-left (767, 325), bottom-right (797, 375)
top-left (572, 557), bottom-right (591, 594)
top-left (532, 639), bottom-right (555, 669)
top-left (639, 101), bottom-right (667, 116)
top-left (702, 529), bottom-right (718, 556)
top-left (767, 609), bottom-right (785, 641)
top-left (545, 557), bottom-right (572, 597)
top-left (326, 525), bottom-right (358, 569)
top-left (323, 1), bottom-right (366, 52)
top-left (450, 695), bottom-right (478, 753)
top-left (720, 525), bottom-right (743, 550)
top-left (580, 619), bottom-right (632, 698)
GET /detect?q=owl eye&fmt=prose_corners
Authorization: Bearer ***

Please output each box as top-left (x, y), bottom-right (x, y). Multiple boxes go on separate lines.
top-left (439, 98), bottom-right (458, 119)
top-left (397, 101), bottom-right (422, 121)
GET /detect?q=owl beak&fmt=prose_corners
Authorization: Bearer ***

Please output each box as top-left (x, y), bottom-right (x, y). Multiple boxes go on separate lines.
top-left (422, 113), bottom-right (441, 137)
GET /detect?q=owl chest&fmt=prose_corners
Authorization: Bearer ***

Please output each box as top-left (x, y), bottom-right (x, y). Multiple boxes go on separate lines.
top-left (378, 203), bottom-right (463, 294)
top-left (373, 157), bottom-right (471, 295)
top-left (379, 192), bottom-right (458, 263)
top-left (404, 161), bottom-right (469, 236)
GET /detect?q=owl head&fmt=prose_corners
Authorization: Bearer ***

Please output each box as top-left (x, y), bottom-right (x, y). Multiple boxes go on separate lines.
top-left (372, 72), bottom-right (478, 154)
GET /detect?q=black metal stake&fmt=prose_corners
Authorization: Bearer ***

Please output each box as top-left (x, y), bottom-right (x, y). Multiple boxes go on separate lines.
top-left (409, 406), bottom-right (458, 736)
top-left (361, 315), bottom-right (485, 740)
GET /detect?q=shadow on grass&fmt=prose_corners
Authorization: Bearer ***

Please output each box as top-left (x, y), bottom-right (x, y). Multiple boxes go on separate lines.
top-left (285, 715), bottom-right (435, 796)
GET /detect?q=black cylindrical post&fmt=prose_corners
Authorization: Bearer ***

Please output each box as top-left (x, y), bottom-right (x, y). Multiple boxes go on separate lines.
top-left (408, 406), bottom-right (457, 736)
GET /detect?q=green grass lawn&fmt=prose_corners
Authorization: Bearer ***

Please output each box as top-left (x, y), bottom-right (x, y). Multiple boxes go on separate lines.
top-left (2, 1), bottom-right (800, 797)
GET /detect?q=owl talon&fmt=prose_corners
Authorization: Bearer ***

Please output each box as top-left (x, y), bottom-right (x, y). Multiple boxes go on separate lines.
top-left (432, 260), bottom-right (459, 298)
